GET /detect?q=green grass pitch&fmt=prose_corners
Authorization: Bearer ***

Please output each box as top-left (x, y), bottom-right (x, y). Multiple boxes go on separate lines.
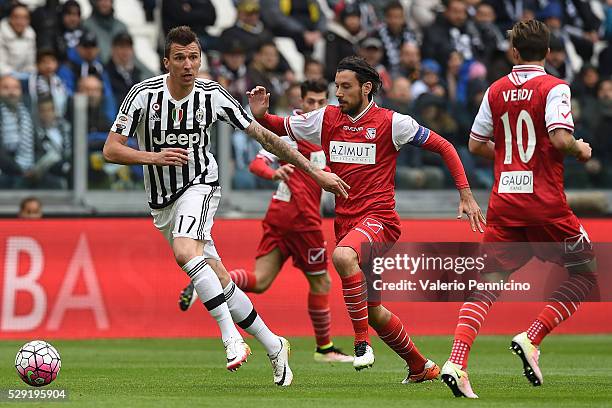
top-left (0, 335), bottom-right (611, 407)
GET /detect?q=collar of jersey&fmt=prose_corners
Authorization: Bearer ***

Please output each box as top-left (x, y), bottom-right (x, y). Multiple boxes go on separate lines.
top-left (509, 65), bottom-right (546, 87)
top-left (347, 99), bottom-right (375, 123)
top-left (163, 73), bottom-right (196, 104)
top-left (511, 65), bottom-right (546, 73)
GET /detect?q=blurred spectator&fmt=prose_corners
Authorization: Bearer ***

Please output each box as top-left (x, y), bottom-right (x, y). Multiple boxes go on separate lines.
top-left (32, 97), bottom-right (72, 189)
top-left (409, 0), bottom-right (443, 30)
top-left (74, 75), bottom-right (123, 189)
top-left (232, 130), bottom-right (266, 189)
top-left (411, 59), bottom-right (445, 100)
top-left (140, 0), bottom-right (155, 22)
top-left (58, 31), bottom-right (117, 120)
top-left (0, 3), bottom-right (36, 77)
top-left (380, 76), bottom-right (413, 114)
top-left (571, 63), bottom-right (599, 102)
top-left (328, 0), bottom-right (379, 32)
top-left (161, 0), bottom-right (217, 51)
top-left (27, 49), bottom-right (69, 118)
top-left (545, 35), bottom-right (573, 83)
top-left (260, 0), bottom-right (326, 55)
top-left (30, 0), bottom-right (61, 51)
top-left (473, 1), bottom-right (507, 63)
top-left (18, 196), bottom-right (42, 218)
top-left (212, 40), bottom-right (249, 103)
top-left (55, 0), bottom-right (84, 63)
top-left (303, 58), bottom-right (324, 80)
top-left (83, 0), bottom-right (128, 63)
top-left (393, 41), bottom-right (421, 81)
top-left (324, 2), bottom-right (366, 82)
top-left (0, 74), bottom-right (35, 188)
top-left (78, 75), bottom-right (113, 131)
top-left (220, 0), bottom-right (274, 62)
top-left (599, 45), bottom-right (612, 77)
top-left (421, 0), bottom-right (483, 71)
top-left (357, 37), bottom-right (391, 95)
top-left (552, 0), bottom-right (601, 63)
top-left (279, 81), bottom-right (302, 114)
top-left (605, 0), bottom-right (612, 41)
top-left (246, 41), bottom-right (286, 112)
top-left (487, 45), bottom-right (514, 84)
top-left (106, 32), bottom-right (154, 104)
top-left (537, 1), bottom-right (593, 66)
top-left (371, 1), bottom-right (418, 74)
top-left (490, 0), bottom-right (539, 31)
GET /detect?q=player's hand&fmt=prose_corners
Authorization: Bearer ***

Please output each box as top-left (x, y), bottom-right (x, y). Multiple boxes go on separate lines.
top-left (273, 164), bottom-right (294, 182)
top-left (458, 188), bottom-right (486, 233)
top-left (575, 139), bottom-right (592, 162)
top-left (312, 169), bottom-right (350, 199)
top-left (246, 86), bottom-right (270, 119)
top-left (153, 148), bottom-right (189, 166)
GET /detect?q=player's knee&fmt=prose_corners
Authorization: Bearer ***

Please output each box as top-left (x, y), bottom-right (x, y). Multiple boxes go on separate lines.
top-left (308, 272), bottom-right (331, 294)
top-left (332, 247), bottom-right (359, 276)
top-left (172, 244), bottom-right (199, 267)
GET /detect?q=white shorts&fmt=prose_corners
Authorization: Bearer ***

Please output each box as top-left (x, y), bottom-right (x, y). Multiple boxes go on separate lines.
top-left (151, 184), bottom-right (221, 260)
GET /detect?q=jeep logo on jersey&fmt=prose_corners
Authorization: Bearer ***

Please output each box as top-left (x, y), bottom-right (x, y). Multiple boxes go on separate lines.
top-left (329, 141), bottom-right (376, 165)
top-left (366, 128), bottom-right (376, 139)
top-left (153, 130), bottom-right (202, 147)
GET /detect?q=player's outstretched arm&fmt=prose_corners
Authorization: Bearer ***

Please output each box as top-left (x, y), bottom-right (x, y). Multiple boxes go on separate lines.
top-left (103, 132), bottom-right (188, 166)
top-left (422, 132), bottom-right (486, 232)
top-left (549, 129), bottom-right (591, 162)
top-left (244, 121), bottom-right (349, 198)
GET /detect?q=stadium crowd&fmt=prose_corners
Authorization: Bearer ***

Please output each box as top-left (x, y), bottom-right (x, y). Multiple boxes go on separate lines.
top-left (0, 0), bottom-right (610, 191)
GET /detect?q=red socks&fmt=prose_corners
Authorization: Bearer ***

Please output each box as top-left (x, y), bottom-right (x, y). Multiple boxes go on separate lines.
top-left (308, 292), bottom-right (332, 348)
top-left (228, 269), bottom-right (256, 292)
top-left (340, 272), bottom-right (370, 344)
top-left (375, 313), bottom-right (427, 373)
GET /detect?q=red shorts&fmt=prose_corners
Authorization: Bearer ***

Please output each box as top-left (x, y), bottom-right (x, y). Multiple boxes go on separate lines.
top-left (336, 212), bottom-right (401, 307)
top-left (335, 211), bottom-right (401, 265)
top-left (256, 221), bottom-right (328, 274)
top-left (483, 215), bottom-right (594, 271)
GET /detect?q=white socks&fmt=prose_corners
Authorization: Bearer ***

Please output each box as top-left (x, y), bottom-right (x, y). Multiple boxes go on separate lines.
top-left (223, 281), bottom-right (281, 355)
top-left (182, 256), bottom-right (240, 343)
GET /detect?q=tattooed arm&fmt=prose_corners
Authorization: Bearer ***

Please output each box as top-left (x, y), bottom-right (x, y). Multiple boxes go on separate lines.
top-left (244, 121), bottom-right (349, 198)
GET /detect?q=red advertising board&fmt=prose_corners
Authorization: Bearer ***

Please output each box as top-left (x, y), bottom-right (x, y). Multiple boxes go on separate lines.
top-left (0, 218), bottom-right (610, 339)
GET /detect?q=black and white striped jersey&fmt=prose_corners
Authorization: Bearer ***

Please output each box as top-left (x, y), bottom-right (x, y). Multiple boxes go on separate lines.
top-left (111, 74), bottom-right (252, 208)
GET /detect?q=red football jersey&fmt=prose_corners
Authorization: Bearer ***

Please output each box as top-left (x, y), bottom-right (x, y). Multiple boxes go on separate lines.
top-left (470, 65), bottom-right (574, 226)
top-left (283, 100), bottom-right (431, 224)
top-left (258, 138), bottom-right (326, 232)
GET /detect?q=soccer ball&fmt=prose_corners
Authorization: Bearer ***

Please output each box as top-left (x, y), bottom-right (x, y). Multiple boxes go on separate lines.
top-left (14, 340), bottom-right (61, 387)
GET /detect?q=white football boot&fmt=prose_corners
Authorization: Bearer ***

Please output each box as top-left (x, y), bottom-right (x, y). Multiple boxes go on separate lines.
top-left (441, 360), bottom-right (479, 398)
top-left (510, 332), bottom-right (543, 386)
top-left (225, 337), bottom-right (251, 371)
top-left (353, 341), bottom-right (375, 371)
top-left (269, 337), bottom-right (293, 386)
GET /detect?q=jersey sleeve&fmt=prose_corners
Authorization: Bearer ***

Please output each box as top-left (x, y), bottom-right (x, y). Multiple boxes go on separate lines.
top-left (214, 86), bottom-right (253, 130)
top-left (284, 107), bottom-right (325, 145)
top-left (111, 87), bottom-right (145, 138)
top-left (470, 88), bottom-right (493, 142)
top-left (391, 111), bottom-right (429, 150)
top-left (545, 84), bottom-right (574, 133)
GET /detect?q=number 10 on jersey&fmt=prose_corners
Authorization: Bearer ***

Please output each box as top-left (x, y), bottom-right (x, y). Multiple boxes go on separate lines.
top-left (501, 110), bottom-right (536, 165)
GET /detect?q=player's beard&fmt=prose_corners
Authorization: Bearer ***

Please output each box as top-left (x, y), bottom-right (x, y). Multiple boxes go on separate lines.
top-left (340, 100), bottom-right (360, 116)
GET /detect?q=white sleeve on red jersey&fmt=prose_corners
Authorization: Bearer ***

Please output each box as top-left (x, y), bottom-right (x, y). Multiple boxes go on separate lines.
top-left (545, 84), bottom-right (574, 133)
top-left (284, 107), bottom-right (325, 144)
top-left (470, 88), bottom-right (493, 142)
top-left (391, 112), bottom-right (430, 150)
top-left (256, 136), bottom-right (296, 163)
